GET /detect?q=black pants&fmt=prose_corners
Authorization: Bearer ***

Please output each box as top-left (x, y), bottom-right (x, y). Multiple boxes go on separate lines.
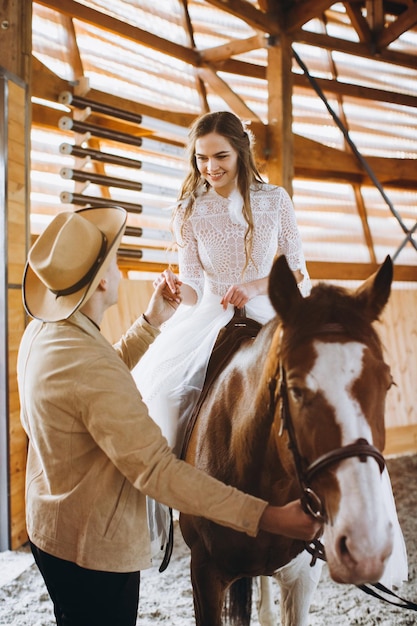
top-left (30, 542), bottom-right (140, 626)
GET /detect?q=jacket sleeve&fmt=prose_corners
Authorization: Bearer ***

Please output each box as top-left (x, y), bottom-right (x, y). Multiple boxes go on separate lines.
top-left (113, 315), bottom-right (160, 370)
top-left (77, 352), bottom-right (268, 537)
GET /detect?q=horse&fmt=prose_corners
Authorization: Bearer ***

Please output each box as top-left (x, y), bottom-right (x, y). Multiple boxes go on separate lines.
top-left (179, 254), bottom-right (395, 626)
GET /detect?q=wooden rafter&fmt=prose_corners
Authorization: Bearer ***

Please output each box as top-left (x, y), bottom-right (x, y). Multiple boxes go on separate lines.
top-left (197, 65), bottom-right (262, 121)
top-left (284, 0), bottom-right (336, 32)
top-left (36, 0), bottom-right (199, 65)
top-left (203, 0), bottom-right (283, 35)
top-left (179, 0), bottom-right (209, 113)
top-left (377, 3), bottom-right (417, 48)
top-left (200, 34), bottom-right (267, 63)
top-left (344, 2), bottom-right (373, 43)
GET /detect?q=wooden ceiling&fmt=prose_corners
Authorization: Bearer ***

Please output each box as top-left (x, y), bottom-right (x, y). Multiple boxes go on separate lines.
top-left (30, 1), bottom-right (417, 281)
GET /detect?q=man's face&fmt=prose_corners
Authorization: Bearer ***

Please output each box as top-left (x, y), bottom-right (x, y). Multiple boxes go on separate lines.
top-left (104, 255), bottom-right (122, 307)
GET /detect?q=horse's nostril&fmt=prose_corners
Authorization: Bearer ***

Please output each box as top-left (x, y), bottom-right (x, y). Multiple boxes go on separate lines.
top-left (339, 536), bottom-right (349, 556)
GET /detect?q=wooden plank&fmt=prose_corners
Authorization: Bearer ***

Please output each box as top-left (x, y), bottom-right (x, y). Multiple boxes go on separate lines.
top-left (385, 425), bottom-right (417, 457)
top-left (7, 118), bottom-right (26, 147)
top-left (380, 290), bottom-right (417, 431)
top-left (8, 82), bottom-right (26, 120)
top-left (101, 279), bottom-right (154, 344)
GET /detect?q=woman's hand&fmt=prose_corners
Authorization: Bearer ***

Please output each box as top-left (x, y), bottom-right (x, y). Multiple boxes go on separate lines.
top-left (153, 269), bottom-right (182, 304)
top-left (220, 284), bottom-right (252, 310)
top-left (220, 276), bottom-right (269, 311)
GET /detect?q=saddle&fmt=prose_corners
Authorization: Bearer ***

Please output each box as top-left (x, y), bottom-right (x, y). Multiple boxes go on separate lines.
top-left (179, 306), bottom-right (262, 460)
top-left (158, 307), bottom-right (262, 573)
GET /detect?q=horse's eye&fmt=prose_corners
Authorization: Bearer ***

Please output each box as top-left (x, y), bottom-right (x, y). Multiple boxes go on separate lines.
top-left (289, 387), bottom-right (304, 403)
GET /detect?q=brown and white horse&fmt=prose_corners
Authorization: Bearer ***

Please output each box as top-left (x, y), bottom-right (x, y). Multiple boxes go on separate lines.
top-left (180, 254), bottom-right (395, 626)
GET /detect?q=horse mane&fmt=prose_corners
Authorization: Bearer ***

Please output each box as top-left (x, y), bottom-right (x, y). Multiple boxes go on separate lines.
top-left (282, 282), bottom-right (384, 357)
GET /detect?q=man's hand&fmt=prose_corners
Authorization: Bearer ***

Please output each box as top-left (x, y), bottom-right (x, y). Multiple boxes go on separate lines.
top-left (259, 500), bottom-right (323, 541)
top-left (153, 269), bottom-right (182, 303)
top-left (144, 278), bottom-right (181, 328)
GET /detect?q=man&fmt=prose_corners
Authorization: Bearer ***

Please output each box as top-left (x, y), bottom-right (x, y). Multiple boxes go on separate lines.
top-left (17, 206), bottom-right (321, 626)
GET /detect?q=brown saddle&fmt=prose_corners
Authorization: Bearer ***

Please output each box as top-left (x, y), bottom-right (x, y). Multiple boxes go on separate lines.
top-left (179, 307), bottom-right (262, 460)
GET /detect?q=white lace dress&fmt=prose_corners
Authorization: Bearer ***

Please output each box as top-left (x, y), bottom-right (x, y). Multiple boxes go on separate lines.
top-left (133, 183), bottom-right (310, 451)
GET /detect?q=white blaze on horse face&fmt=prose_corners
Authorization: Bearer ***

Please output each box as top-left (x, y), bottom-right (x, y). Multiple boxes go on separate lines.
top-left (307, 341), bottom-right (371, 443)
top-left (308, 340), bottom-right (393, 585)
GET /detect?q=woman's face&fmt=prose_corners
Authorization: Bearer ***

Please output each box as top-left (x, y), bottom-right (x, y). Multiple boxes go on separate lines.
top-left (195, 132), bottom-right (239, 197)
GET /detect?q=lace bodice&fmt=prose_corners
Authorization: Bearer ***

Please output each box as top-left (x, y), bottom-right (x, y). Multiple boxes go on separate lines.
top-left (174, 183), bottom-right (310, 299)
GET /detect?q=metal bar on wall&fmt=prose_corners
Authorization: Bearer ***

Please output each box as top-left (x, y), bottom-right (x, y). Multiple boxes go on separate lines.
top-left (59, 192), bottom-right (166, 216)
top-left (58, 91), bottom-right (188, 142)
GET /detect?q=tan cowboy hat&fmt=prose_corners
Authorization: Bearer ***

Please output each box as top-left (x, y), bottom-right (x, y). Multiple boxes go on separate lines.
top-left (23, 206), bottom-right (127, 322)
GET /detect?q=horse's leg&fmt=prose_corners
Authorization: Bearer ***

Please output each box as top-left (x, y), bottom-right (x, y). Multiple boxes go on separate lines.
top-left (274, 551), bottom-right (323, 626)
top-left (189, 548), bottom-right (227, 626)
top-left (256, 576), bottom-right (276, 626)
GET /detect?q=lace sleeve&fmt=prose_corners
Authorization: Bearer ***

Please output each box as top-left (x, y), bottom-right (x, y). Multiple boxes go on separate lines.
top-left (277, 188), bottom-right (311, 297)
top-left (173, 211), bottom-right (205, 302)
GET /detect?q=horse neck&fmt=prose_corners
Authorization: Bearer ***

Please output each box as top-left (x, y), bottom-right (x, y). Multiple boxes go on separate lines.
top-left (231, 324), bottom-right (287, 496)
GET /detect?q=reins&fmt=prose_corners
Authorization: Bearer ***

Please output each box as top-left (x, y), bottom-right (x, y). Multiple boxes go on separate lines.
top-left (268, 325), bottom-right (417, 612)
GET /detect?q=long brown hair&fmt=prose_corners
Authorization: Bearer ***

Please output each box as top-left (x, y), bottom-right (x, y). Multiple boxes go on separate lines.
top-left (174, 111), bottom-right (265, 271)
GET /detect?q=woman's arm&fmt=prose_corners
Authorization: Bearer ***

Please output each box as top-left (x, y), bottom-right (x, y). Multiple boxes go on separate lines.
top-left (220, 268), bottom-right (304, 310)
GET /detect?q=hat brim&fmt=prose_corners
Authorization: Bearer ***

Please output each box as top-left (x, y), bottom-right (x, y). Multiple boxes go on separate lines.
top-left (23, 206), bottom-right (127, 322)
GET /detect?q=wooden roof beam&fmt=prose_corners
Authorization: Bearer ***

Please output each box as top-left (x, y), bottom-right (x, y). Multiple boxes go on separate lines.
top-left (36, 0), bottom-right (199, 66)
top-left (200, 33), bottom-right (268, 63)
top-left (284, 0), bottom-right (336, 32)
top-left (294, 29), bottom-right (417, 70)
top-left (115, 258), bottom-right (417, 282)
top-left (377, 3), bottom-right (417, 49)
top-left (365, 0), bottom-right (385, 35)
top-left (203, 0), bottom-right (282, 36)
top-left (197, 65), bottom-right (262, 122)
top-left (344, 2), bottom-right (373, 43)
top-left (178, 0), bottom-right (209, 113)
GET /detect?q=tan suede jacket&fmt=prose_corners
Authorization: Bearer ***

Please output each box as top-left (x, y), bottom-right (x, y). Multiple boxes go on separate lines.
top-left (17, 311), bottom-right (267, 572)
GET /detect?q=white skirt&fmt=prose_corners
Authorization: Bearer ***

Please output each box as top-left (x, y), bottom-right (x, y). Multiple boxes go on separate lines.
top-left (132, 288), bottom-right (275, 454)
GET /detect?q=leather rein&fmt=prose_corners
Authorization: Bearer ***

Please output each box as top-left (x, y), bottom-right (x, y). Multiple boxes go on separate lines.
top-left (268, 323), bottom-right (417, 612)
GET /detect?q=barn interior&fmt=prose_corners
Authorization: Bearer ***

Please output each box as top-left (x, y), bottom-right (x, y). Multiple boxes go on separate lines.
top-left (0, 0), bottom-right (416, 552)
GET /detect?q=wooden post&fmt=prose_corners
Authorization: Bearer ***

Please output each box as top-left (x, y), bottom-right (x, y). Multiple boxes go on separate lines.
top-left (0, 0), bottom-right (32, 550)
top-left (265, 34), bottom-right (294, 196)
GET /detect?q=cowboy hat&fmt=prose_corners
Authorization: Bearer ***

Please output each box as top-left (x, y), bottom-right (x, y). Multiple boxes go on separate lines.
top-left (23, 206), bottom-right (127, 322)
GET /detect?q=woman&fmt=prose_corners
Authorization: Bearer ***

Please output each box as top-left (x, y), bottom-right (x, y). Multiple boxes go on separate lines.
top-left (132, 110), bottom-right (310, 561)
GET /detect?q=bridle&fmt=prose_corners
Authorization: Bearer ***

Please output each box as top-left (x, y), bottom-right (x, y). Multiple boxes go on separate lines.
top-left (267, 324), bottom-right (386, 552)
top-left (268, 355), bottom-right (386, 526)
top-left (268, 324), bottom-right (417, 612)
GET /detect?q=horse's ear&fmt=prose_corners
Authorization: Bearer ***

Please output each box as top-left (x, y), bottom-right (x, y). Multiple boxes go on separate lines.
top-left (355, 255), bottom-right (393, 321)
top-left (269, 255), bottom-right (303, 323)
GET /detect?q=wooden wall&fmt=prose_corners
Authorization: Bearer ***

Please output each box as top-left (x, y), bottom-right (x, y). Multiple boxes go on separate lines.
top-left (0, 70), bottom-right (30, 550)
top-left (102, 277), bottom-right (417, 458)
top-left (379, 289), bottom-right (417, 456)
